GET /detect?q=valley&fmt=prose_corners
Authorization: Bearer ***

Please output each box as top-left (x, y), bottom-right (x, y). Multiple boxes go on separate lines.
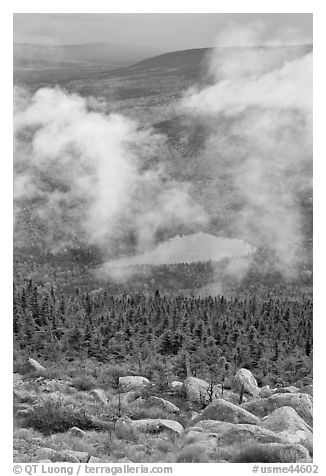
top-left (13, 38), bottom-right (313, 464)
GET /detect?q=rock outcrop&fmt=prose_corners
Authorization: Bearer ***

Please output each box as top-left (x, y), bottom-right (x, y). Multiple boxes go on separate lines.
top-left (110, 390), bottom-right (141, 407)
top-left (183, 376), bottom-right (219, 403)
top-left (300, 385), bottom-right (313, 397)
top-left (69, 427), bottom-right (86, 438)
top-left (148, 396), bottom-right (180, 413)
top-left (274, 386), bottom-right (300, 394)
top-left (232, 368), bottom-right (259, 396)
top-left (259, 406), bottom-right (313, 452)
top-left (40, 448), bottom-right (88, 463)
top-left (91, 389), bottom-right (109, 405)
top-left (220, 389), bottom-right (252, 404)
top-left (192, 398), bottom-right (260, 425)
top-left (169, 381), bottom-right (184, 392)
top-left (259, 386), bottom-right (273, 398)
top-left (191, 420), bottom-right (286, 446)
top-left (241, 393), bottom-right (313, 427)
top-left (119, 376), bottom-right (150, 392)
top-left (131, 419), bottom-right (184, 435)
top-left (27, 358), bottom-right (46, 375)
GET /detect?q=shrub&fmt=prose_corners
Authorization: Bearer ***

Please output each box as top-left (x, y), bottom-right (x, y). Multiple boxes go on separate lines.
top-left (93, 364), bottom-right (125, 389)
top-left (182, 432), bottom-right (202, 445)
top-left (45, 367), bottom-right (71, 381)
top-left (115, 424), bottom-right (138, 443)
top-left (71, 375), bottom-right (98, 391)
top-left (44, 433), bottom-right (98, 457)
top-left (175, 444), bottom-right (210, 463)
top-left (23, 397), bottom-right (96, 435)
top-left (279, 448), bottom-right (308, 463)
top-left (13, 356), bottom-right (29, 375)
top-left (155, 439), bottom-right (174, 454)
top-left (13, 427), bottom-right (43, 441)
top-left (231, 443), bottom-right (291, 463)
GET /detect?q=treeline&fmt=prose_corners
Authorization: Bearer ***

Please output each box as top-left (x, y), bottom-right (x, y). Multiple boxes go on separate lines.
top-left (13, 280), bottom-right (312, 387)
top-left (13, 246), bottom-right (313, 298)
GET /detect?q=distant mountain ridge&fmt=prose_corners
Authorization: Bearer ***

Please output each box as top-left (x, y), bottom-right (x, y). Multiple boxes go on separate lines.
top-left (14, 41), bottom-right (161, 64)
top-left (120, 43), bottom-right (312, 75)
top-left (13, 41), bottom-right (162, 85)
top-left (14, 43), bottom-right (313, 86)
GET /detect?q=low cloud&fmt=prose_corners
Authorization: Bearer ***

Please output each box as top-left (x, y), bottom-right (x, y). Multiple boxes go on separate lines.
top-left (14, 86), bottom-right (208, 257)
top-left (180, 22), bottom-right (312, 277)
top-left (14, 22), bottom-right (312, 285)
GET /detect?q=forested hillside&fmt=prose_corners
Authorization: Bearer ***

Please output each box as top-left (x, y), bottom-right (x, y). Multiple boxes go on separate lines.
top-left (13, 277), bottom-right (312, 387)
top-left (13, 23), bottom-right (313, 464)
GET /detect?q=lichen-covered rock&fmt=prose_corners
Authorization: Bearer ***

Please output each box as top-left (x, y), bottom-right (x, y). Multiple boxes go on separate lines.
top-left (189, 420), bottom-right (234, 435)
top-left (131, 418), bottom-right (184, 435)
top-left (13, 389), bottom-right (38, 404)
top-left (300, 385), bottom-right (313, 397)
top-left (13, 373), bottom-right (24, 388)
top-left (39, 448), bottom-right (87, 463)
top-left (274, 386), bottom-right (300, 394)
top-left (260, 386), bottom-right (273, 398)
top-left (27, 358), bottom-right (46, 374)
top-left (170, 381), bottom-right (183, 392)
top-left (241, 393), bottom-right (313, 427)
top-left (69, 427), bottom-right (86, 438)
top-left (148, 396), bottom-right (180, 413)
top-left (91, 388), bottom-right (109, 405)
top-left (259, 406), bottom-right (313, 452)
top-left (193, 398), bottom-right (259, 425)
top-left (88, 456), bottom-right (102, 463)
top-left (111, 391), bottom-right (141, 408)
top-left (16, 409), bottom-right (31, 417)
top-left (183, 376), bottom-right (219, 403)
top-left (38, 379), bottom-right (71, 394)
top-left (119, 376), bottom-right (150, 392)
top-left (58, 450), bottom-right (89, 463)
top-left (191, 420), bottom-right (286, 445)
top-left (88, 456), bottom-right (133, 463)
top-left (232, 368), bottom-right (259, 396)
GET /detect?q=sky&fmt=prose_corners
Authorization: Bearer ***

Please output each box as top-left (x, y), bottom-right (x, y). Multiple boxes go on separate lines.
top-left (13, 13), bottom-right (312, 51)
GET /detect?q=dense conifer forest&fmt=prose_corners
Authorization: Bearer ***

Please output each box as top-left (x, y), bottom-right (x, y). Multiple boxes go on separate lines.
top-left (13, 265), bottom-right (313, 388)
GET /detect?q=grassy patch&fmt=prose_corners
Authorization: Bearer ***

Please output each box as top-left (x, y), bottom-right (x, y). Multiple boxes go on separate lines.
top-left (22, 397), bottom-right (97, 435)
top-left (174, 444), bottom-right (210, 463)
top-left (231, 443), bottom-right (301, 463)
top-left (71, 375), bottom-right (97, 392)
top-left (115, 424), bottom-right (139, 443)
top-left (43, 432), bottom-right (98, 457)
top-left (155, 439), bottom-right (174, 454)
top-left (127, 405), bottom-right (173, 421)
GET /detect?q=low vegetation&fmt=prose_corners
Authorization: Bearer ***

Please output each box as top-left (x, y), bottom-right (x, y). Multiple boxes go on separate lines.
top-left (22, 397), bottom-right (98, 435)
top-left (13, 355), bottom-right (313, 463)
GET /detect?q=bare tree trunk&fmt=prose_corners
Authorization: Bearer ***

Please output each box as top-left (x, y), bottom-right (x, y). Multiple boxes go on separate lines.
top-left (118, 391), bottom-right (122, 418)
top-left (138, 350), bottom-right (143, 373)
top-left (239, 383), bottom-right (245, 404)
top-left (184, 351), bottom-right (191, 377)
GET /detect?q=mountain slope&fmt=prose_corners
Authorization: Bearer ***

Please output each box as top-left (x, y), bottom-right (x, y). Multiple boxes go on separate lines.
top-left (13, 42), bottom-right (161, 85)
